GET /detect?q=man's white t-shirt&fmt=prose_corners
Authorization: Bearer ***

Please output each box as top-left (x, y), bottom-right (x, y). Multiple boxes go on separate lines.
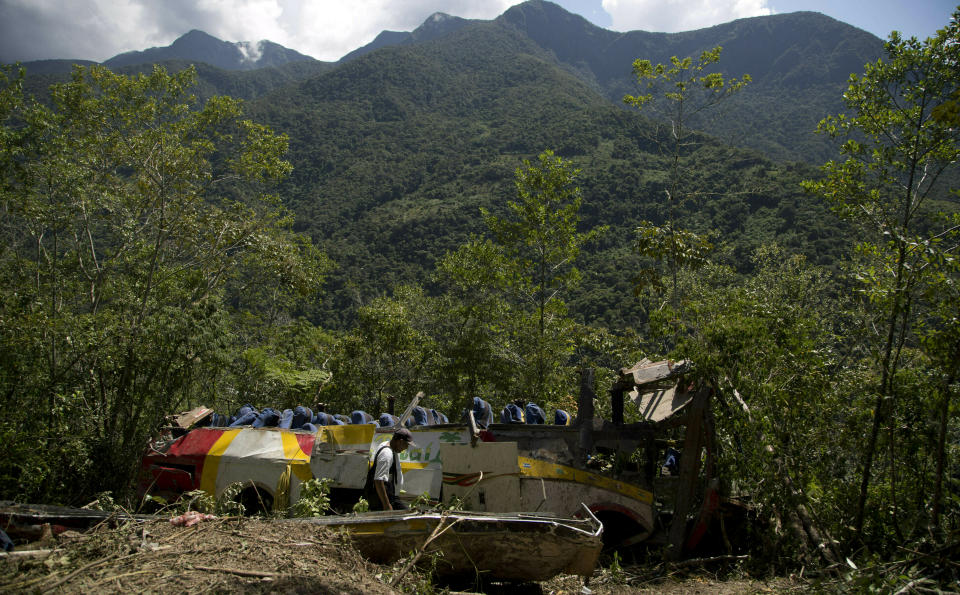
top-left (373, 443), bottom-right (404, 491)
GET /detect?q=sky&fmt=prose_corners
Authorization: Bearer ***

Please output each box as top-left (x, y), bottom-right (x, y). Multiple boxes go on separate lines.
top-left (0, 0), bottom-right (956, 64)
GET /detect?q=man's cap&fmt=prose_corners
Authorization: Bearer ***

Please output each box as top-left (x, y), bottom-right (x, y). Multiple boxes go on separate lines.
top-left (393, 427), bottom-right (417, 446)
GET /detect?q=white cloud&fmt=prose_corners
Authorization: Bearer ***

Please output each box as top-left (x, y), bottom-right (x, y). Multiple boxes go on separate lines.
top-left (601, 0), bottom-right (774, 32)
top-left (1, 0), bottom-right (156, 62)
top-left (0, 0), bottom-right (517, 64)
top-left (280, 0), bottom-right (515, 61)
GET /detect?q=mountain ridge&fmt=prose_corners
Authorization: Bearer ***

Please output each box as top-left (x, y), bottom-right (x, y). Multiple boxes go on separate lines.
top-left (10, 1), bottom-right (897, 328)
top-left (103, 28), bottom-right (318, 71)
top-left (238, 12), bottom-right (855, 327)
top-left (340, 12), bottom-right (474, 62)
top-left (491, 2), bottom-right (883, 162)
top-left (17, 2), bottom-right (882, 163)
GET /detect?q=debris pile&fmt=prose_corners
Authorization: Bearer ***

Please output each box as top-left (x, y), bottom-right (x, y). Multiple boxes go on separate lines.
top-left (1, 516), bottom-right (398, 594)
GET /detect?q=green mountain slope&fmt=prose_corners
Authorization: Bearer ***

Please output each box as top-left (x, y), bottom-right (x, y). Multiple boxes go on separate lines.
top-left (12, 3), bottom-right (880, 329)
top-left (105, 29), bottom-right (318, 71)
top-left (494, 2), bottom-right (885, 164)
top-left (245, 19), bottom-right (848, 328)
top-left (17, 3), bottom-right (883, 165)
top-left (21, 58), bottom-right (335, 106)
top-left (342, 1), bottom-right (884, 164)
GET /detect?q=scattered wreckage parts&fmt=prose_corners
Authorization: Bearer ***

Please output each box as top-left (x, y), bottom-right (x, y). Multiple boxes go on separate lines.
top-left (139, 358), bottom-right (725, 561)
top-left (291, 506), bottom-right (603, 582)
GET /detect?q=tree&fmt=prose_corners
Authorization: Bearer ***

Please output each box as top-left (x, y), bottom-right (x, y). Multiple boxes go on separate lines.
top-left (624, 47), bottom-right (750, 305)
top-left (229, 318), bottom-right (335, 411)
top-left (803, 12), bottom-right (960, 542)
top-left (442, 150), bottom-right (604, 407)
top-left (0, 64), bottom-right (326, 503)
top-left (918, 223), bottom-right (960, 532)
top-left (666, 245), bottom-right (853, 565)
top-left (433, 239), bottom-right (513, 403)
top-left (326, 285), bottom-right (440, 415)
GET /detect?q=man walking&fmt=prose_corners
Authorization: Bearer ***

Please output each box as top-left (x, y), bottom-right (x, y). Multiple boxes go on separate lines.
top-left (365, 427), bottom-right (416, 511)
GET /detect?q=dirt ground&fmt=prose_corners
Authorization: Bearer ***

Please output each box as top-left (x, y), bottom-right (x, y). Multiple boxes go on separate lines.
top-left (545, 573), bottom-right (802, 595)
top-left (1, 516), bottom-right (398, 594)
top-left (1, 515), bottom-right (803, 594)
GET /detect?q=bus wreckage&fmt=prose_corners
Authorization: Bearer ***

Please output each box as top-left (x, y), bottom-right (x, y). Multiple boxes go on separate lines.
top-left (138, 359), bottom-right (727, 576)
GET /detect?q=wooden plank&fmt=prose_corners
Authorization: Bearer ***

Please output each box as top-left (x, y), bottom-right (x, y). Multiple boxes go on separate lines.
top-left (0, 549), bottom-right (53, 559)
top-left (615, 359), bottom-right (692, 390)
top-left (172, 406), bottom-right (214, 429)
top-left (666, 386), bottom-right (710, 560)
top-left (630, 384), bottom-right (695, 422)
top-left (396, 392), bottom-right (424, 428)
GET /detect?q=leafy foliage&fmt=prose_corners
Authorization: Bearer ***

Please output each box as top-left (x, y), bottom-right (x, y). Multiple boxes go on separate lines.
top-left (0, 64), bottom-right (326, 503)
top-left (624, 45), bottom-right (751, 326)
top-left (803, 11), bottom-right (960, 545)
top-left (290, 477), bottom-right (333, 517)
top-left (499, 3), bottom-right (883, 163)
top-left (225, 318), bottom-right (336, 413)
top-left (322, 151), bottom-right (603, 414)
top-left (324, 284), bottom-right (442, 414)
top-left (662, 246), bottom-right (860, 564)
top-left (1, 7), bottom-right (957, 583)
top-left (481, 150), bottom-right (605, 402)
top-left (352, 497), bottom-right (370, 514)
top-left (216, 21), bottom-right (852, 332)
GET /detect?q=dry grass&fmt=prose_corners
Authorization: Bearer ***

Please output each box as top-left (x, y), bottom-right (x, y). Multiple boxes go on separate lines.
top-left (1, 514), bottom-right (808, 594)
top-left (1, 516), bottom-right (399, 594)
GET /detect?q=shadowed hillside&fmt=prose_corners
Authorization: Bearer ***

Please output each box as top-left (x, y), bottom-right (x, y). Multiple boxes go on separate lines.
top-left (13, 2), bottom-right (884, 328)
top-left (244, 18), bottom-right (848, 328)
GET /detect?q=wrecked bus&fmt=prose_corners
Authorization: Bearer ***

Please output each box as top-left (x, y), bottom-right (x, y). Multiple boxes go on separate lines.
top-left (138, 359), bottom-right (719, 552)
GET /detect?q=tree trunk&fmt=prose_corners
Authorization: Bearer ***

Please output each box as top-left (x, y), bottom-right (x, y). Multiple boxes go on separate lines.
top-left (932, 364), bottom-right (957, 532)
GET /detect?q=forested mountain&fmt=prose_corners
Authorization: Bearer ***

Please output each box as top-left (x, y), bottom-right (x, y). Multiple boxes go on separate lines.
top-left (5, 5), bottom-right (958, 575)
top-left (235, 6), bottom-right (869, 328)
top-left (19, 31), bottom-right (335, 104)
top-left (10, 2), bottom-right (890, 328)
top-left (340, 12), bottom-right (474, 62)
top-left (345, 1), bottom-right (884, 163)
top-left (12, 1), bottom-right (896, 331)
top-left (18, 1), bottom-right (884, 164)
top-left (498, 2), bottom-right (884, 163)
top-left (105, 29), bottom-right (318, 71)
top-left (22, 58), bottom-right (336, 105)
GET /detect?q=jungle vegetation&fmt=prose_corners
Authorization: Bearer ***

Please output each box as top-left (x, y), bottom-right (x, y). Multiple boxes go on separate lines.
top-left (1, 3), bottom-right (958, 587)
